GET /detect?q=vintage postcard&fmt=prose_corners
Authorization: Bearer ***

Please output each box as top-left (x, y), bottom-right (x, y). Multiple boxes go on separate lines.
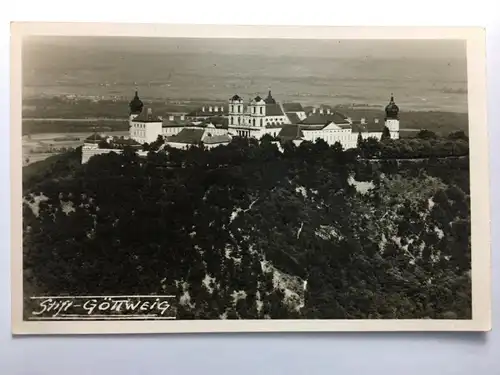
top-left (11, 23), bottom-right (491, 334)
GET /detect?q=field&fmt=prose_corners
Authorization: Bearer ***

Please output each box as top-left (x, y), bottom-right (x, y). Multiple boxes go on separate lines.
top-left (22, 130), bottom-right (129, 165)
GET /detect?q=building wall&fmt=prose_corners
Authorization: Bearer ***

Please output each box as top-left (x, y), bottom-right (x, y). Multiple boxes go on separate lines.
top-left (228, 128), bottom-right (261, 138)
top-left (162, 127), bottom-right (185, 137)
top-left (390, 131), bottom-right (400, 140)
top-left (265, 115), bottom-right (290, 126)
top-left (203, 127), bottom-right (228, 137)
top-left (130, 121), bottom-right (163, 144)
top-left (81, 146), bottom-right (123, 164)
top-left (166, 141), bottom-right (230, 150)
top-left (129, 114), bottom-right (139, 128)
top-left (384, 119), bottom-right (400, 139)
top-left (296, 111), bottom-right (307, 121)
top-left (228, 101), bottom-right (291, 130)
top-left (261, 127), bottom-right (282, 138)
top-left (82, 146), bottom-right (149, 164)
top-left (302, 128), bottom-right (353, 147)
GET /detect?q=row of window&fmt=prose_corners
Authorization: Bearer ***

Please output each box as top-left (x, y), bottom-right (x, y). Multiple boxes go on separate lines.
top-left (230, 117), bottom-right (265, 126)
top-left (229, 105), bottom-right (267, 115)
top-left (307, 135), bottom-right (355, 145)
top-left (132, 130), bottom-right (146, 138)
top-left (236, 131), bottom-right (279, 138)
top-left (230, 105), bottom-right (242, 113)
top-left (229, 117), bottom-right (286, 126)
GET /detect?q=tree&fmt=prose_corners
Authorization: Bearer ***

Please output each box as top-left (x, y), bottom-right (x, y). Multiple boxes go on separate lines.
top-left (149, 135), bottom-right (165, 151)
top-left (23, 136), bottom-right (472, 320)
top-left (356, 132), bottom-right (363, 149)
top-left (98, 140), bottom-right (111, 149)
top-left (260, 134), bottom-right (274, 145)
top-left (381, 126), bottom-right (391, 141)
top-left (448, 131), bottom-right (468, 141)
top-left (417, 129), bottom-right (437, 140)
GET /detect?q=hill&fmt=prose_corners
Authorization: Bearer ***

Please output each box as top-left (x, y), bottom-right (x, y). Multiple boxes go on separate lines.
top-left (22, 136), bottom-right (471, 319)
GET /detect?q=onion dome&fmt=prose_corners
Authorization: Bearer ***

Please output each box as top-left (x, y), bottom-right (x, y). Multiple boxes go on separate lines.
top-left (264, 90), bottom-right (276, 104)
top-left (129, 90), bottom-right (144, 115)
top-left (385, 93), bottom-right (399, 119)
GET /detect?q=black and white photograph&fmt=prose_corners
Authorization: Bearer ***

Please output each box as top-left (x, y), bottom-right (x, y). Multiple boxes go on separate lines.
top-left (11, 24), bottom-right (491, 333)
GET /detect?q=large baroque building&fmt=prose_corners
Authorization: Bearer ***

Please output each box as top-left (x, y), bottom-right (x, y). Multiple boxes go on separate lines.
top-left (127, 89), bottom-right (399, 150)
top-left (82, 90), bottom-right (400, 163)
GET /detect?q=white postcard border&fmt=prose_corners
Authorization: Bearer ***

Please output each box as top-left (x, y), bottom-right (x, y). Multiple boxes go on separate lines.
top-left (10, 23), bottom-right (491, 334)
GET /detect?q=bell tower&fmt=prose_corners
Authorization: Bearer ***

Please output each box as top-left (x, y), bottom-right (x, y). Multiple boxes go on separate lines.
top-left (384, 93), bottom-right (400, 139)
top-left (228, 94), bottom-right (244, 127)
top-left (129, 90), bottom-right (144, 125)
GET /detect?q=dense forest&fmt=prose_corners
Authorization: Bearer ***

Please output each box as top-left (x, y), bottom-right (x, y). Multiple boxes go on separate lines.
top-left (22, 132), bottom-right (471, 320)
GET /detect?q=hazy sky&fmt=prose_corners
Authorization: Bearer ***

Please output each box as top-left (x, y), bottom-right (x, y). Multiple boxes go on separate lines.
top-left (24, 36), bottom-right (467, 61)
top-left (21, 35), bottom-right (468, 112)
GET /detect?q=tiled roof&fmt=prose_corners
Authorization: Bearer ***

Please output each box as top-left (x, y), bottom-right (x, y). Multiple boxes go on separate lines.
top-left (162, 115), bottom-right (191, 128)
top-left (203, 134), bottom-right (232, 144)
top-left (298, 124), bottom-right (326, 130)
top-left (133, 110), bottom-right (162, 123)
top-left (265, 124), bottom-right (283, 129)
top-left (266, 103), bottom-right (284, 116)
top-left (111, 137), bottom-right (142, 146)
top-left (300, 112), bottom-right (348, 125)
top-left (278, 125), bottom-right (304, 141)
top-left (338, 124), bottom-right (352, 129)
top-left (231, 94), bottom-right (242, 101)
top-left (186, 107), bottom-right (227, 117)
top-left (351, 120), bottom-right (384, 133)
top-left (84, 133), bottom-right (106, 143)
top-left (283, 103), bottom-right (304, 112)
top-left (305, 105), bottom-right (338, 116)
top-left (167, 128), bottom-right (205, 144)
top-left (264, 91), bottom-right (276, 104)
top-left (203, 116), bottom-right (229, 128)
top-left (285, 112), bottom-right (301, 124)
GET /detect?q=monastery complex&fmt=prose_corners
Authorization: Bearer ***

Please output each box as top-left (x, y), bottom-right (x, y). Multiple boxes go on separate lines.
top-left (82, 90), bottom-right (400, 163)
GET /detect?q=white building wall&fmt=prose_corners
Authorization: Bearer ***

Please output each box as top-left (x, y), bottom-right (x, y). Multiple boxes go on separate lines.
top-left (265, 115), bottom-right (289, 125)
top-left (203, 127), bottom-right (228, 136)
top-left (129, 114), bottom-right (139, 128)
top-left (130, 121), bottom-right (163, 144)
top-left (82, 147), bottom-right (149, 164)
top-left (301, 128), bottom-right (350, 146)
top-left (162, 126), bottom-right (185, 137)
top-left (81, 146), bottom-right (123, 164)
top-left (261, 127), bottom-right (282, 138)
top-left (385, 119), bottom-right (400, 139)
top-left (166, 141), bottom-right (229, 150)
top-left (296, 111), bottom-right (307, 121)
